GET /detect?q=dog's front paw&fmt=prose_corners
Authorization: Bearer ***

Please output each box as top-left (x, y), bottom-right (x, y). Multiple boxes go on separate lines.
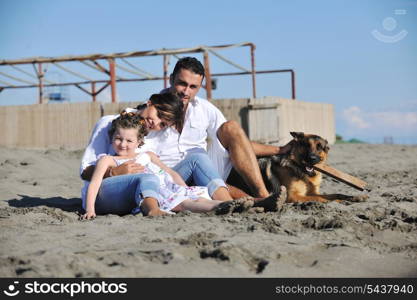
top-left (339, 194), bottom-right (369, 203)
top-left (350, 194), bottom-right (369, 202)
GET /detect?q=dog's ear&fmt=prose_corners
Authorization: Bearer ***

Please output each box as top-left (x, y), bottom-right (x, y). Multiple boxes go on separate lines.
top-left (324, 139), bottom-right (330, 153)
top-left (290, 132), bottom-right (304, 141)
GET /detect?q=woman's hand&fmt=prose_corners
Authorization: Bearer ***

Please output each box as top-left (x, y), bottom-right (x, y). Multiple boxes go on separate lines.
top-left (147, 152), bottom-right (187, 186)
top-left (110, 160), bottom-right (145, 177)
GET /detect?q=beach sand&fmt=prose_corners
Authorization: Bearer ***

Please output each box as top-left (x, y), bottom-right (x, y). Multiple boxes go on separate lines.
top-left (0, 144), bottom-right (416, 278)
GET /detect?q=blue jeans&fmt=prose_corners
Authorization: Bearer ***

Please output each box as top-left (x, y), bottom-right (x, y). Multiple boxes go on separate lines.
top-left (95, 173), bottom-right (160, 215)
top-left (172, 152), bottom-right (226, 196)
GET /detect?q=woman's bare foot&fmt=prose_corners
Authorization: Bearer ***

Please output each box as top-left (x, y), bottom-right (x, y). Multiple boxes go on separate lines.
top-left (253, 186), bottom-right (287, 212)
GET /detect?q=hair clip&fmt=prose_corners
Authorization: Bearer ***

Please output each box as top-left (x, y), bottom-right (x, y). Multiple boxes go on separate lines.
top-left (120, 111), bottom-right (136, 119)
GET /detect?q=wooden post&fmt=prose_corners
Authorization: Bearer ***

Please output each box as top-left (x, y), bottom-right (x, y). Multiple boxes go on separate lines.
top-left (250, 44), bottom-right (256, 99)
top-left (203, 51), bottom-right (212, 100)
top-left (291, 70), bottom-right (296, 100)
top-left (108, 58), bottom-right (117, 103)
top-left (38, 63), bottom-right (44, 104)
top-left (163, 54), bottom-right (169, 89)
top-left (91, 81), bottom-right (96, 102)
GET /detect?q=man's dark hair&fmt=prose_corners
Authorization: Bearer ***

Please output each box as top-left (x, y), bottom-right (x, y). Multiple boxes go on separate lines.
top-left (171, 57), bottom-right (205, 80)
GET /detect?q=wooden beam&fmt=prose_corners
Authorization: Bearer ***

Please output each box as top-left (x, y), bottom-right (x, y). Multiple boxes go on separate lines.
top-left (314, 163), bottom-right (368, 191)
top-left (0, 42), bottom-right (254, 66)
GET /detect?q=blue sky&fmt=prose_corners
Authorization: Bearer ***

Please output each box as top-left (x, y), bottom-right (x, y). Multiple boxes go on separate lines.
top-left (1, 0), bottom-right (416, 143)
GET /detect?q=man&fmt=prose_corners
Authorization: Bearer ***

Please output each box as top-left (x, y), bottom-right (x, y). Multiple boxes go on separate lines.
top-left (81, 57), bottom-right (289, 204)
top-left (160, 57), bottom-right (289, 198)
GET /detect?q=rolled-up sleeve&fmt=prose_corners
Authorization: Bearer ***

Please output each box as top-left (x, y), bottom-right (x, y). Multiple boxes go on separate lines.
top-left (206, 101), bottom-right (227, 142)
top-left (79, 115), bottom-right (116, 176)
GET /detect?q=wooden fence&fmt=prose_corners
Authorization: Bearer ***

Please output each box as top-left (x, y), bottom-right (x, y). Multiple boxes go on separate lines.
top-left (0, 97), bottom-right (335, 150)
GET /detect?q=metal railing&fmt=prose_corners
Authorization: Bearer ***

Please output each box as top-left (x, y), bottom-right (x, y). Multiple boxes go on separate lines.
top-left (0, 42), bottom-right (296, 103)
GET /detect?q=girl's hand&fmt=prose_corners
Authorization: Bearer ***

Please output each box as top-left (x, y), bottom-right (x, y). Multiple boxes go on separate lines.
top-left (81, 210), bottom-right (96, 220)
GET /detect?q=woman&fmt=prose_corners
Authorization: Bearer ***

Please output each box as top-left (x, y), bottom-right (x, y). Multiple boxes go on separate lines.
top-left (80, 92), bottom-right (232, 216)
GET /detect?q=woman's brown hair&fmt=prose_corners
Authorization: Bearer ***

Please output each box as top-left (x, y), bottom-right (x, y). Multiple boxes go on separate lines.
top-left (136, 92), bottom-right (184, 131)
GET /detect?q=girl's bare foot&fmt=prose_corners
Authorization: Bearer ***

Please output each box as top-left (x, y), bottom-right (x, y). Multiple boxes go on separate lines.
top-left (146, 208), bottom-right (170, 217)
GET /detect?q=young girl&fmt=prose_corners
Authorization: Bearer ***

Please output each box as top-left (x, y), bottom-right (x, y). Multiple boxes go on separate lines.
top-left (82, 111), bottom-right (226, 219)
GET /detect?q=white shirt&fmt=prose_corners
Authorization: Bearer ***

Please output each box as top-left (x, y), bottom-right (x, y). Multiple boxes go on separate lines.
top-left (80, 96), bottom-right (227, 204)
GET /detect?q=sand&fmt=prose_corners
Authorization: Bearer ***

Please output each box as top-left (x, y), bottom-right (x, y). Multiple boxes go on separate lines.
top-left (0, 144), bottom-right (416, 278)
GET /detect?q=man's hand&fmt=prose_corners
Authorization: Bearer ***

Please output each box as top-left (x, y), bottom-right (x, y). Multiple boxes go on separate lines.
top-left (251, 141), bottom-right (292, 157)
top-left (278, 140), bottom-right (293, 155)
top-left (110, 160), bottom-right (145, 177)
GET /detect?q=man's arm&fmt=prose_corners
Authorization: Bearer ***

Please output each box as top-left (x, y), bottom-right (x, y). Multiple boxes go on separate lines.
top-left (205, 100), bottom-right (228, 141)
top-left (251, 141), bottom-right (292, 157)
top-left (251, 142), bottom-right (279, 156)
top-left (202, 99), bottom-right (290, 158)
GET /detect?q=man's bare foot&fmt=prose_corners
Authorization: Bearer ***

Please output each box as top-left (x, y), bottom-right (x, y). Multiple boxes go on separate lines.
top-left (215, 196), bottom-right (254, 215)
top-left (253, 186), bottom-right (287, 212)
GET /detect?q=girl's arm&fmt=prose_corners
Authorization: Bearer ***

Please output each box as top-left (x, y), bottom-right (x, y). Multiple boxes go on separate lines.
top-left (83, 155), bottom-right (116, 220)
top-left (147, 152), bottom-right (187, 186)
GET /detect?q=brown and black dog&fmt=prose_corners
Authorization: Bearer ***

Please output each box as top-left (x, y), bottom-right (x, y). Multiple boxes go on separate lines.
top-left (228, 132), bottom-right (367, 203)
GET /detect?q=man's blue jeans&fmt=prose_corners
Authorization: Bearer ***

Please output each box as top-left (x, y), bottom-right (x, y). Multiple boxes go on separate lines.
top-left (95, 173), bottom-right (160, 215)
top-left (172, 152), bottom-right (227, 197)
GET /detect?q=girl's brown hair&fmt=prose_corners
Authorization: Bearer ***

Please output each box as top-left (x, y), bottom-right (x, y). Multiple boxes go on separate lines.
top-left (108, 111), bottom-right (148, 148)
